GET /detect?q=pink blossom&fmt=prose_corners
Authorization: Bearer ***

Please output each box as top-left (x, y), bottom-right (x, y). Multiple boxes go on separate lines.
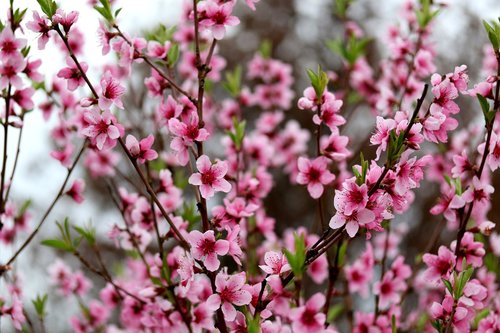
top-left (461, 176), bottom-right (494, 206)
top-left (288, 293), bottom-right (326, 332)
top-left (12, 87), bottom-right (35, 110)
top-left (0, 55), bottom-right (26, 89)
top-left (244, 0), bottom-right (260, 11)
top-left (320, 132), bottom-right (350, 161)
top-left (26, 11), bottom-right (52, 49)
top-left (206, 271), bottom-right (252, 321)
top-left (66, 179), bottom-right (85, 203)
top-left (53, 9), bottom-right (79, 33)
top-left (0, 28), bottom-right (26, 59)
top-left (259, 251), bottom-right (290, 275)
top-left (168, 114), bottom-right (210, 166)
top-left (126, 134), bottom-right (158, 164)
top-left (373, 271), bottom-right (406, 309)
top-left (188, 155), bottom-right (231, 199)
top-left (189, 230), bottom-right (229, 271)
top-left (147, 40), bottom-right (171, 59)
top-left (57, 57), bottom-right (88, 91)
top-left (450, 232), bottom-right (486, 269)
top-left (430, 295), bottom-right (470, 331)
top-left (199, 0), bottom-right (240, 40)
top-left (422, 245), bottom-right (456, 282)
top-left (191, 301), bottom-right (219, 333)
top-left (296, 156), bottom-right (335, 199)
top-left (99, 71), bottom-right (126, 110)
top-left (313, 98), bottom-right (345, 130)
top-left (80, 109), bottom-right (122, 150)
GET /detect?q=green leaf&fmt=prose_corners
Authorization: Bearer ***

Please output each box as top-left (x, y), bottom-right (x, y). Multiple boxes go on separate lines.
top-left (455, 265), bottom-right (474, 299)
top-left (327, 303), bottom-right (343, 322)
top-left (36, 0), bottom-right (57, 18)
top-left (223, 65), bottom-right (242, 97)
top-left (259, 39), bottom-right (272, 58)
top-left (477, 94), bottom-right (490, 118)
top-left (41, 239), bottom-right (73, 251)
top-left (73, 223), bottom-right (96, 246)
top-left (472, 308), bottom-right (490, 330)
top-left (337, 240), bottom-right (348, 267)
top-left (94, 0), bottom-right (114, 22)
top-left (441, 278), bottom-right (453, 295)
top-left (167, 44), bottom-right (180, 66)
top-left (284, 233), bottom-right (307, 278)
top-left (32, 294), bottom-right (48, 317)
top-left (306, 66), bottom-right (328, 101)
top-left (333, 0), bottom-right (352, 18)
top-left (246, 313), bottom-right (260, 333)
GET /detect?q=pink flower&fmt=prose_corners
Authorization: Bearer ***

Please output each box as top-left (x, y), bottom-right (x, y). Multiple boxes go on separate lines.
top-left (26, 11), bottom-right (52, 49)
top-left (461, 176), bottom-right (494, 206)
top-left (206, 271), bottom-right (252, 321)
top-left (188, 155), bottom-right (231, 199)
top-left (199, 0), bottom-right (240, 40)
top-left (57, 57), bottom-right (88, 91)
top-left (370, 116), bottom-right (396, 160)
top-left (80, 109), bottom-right (122, 150)
top-left (99, 71), bottom-right (125, 110)
top-left (478, 132), bottom-right (500, 171)
top-left (288, 293), bottom-right (326, 332)
top-left (189, 230), bottom-right (229, 271)
top-left (373, 271), bottom-right (406, 309)
top-left (125, 134), bottom-right (158, 164)
top-left (450, 232), bottom-right (486, 269)
top-left (414, 49), bottom-right (436, 78)
top-left (191, 301), bottom-right (219, 333)
top-left (157, 95), bottom-right (182, 122)
top-left (147, 40), bottom-right (171, 59)
top-left (313, 98), bottom-right (345, 130)
top-left (296, 156), bottom-right (335, 199)
top-left (335, 180), bottom-right (369, 216)
top-left (244, 0), bottom-right (260, 11)
top-left (329, 179), bottom-right (375, 237)
top-left (12, 87), bottom-right (35, 110)
top-left (320, 132), bottom-right (350, 161)
top-left (168, 114), bottom-right (210, 166)
top-left (422, 245), bottom-right (456, 282)
top-left (53, 9), bottom-right (79, 33)
top-left (0, 28), bottom-right (26, 59)
top-left (66, 179), bottom-right (85, 203)
top-left (0, 55), bottom-right (26, 89)
top-left (430, 295), bottom-right (470, 331)
top-left (3, 298), bottom-right (26, 330)
top-left (259, 251), bottom-right (291, 275)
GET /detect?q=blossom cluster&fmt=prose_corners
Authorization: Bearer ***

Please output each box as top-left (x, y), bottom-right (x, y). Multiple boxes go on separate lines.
top-left (0, 0), bottom-right (499, 332)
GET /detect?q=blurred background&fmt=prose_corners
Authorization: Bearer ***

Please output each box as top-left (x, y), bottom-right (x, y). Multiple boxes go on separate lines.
top-left (1, 0), bottom-right (499, 331)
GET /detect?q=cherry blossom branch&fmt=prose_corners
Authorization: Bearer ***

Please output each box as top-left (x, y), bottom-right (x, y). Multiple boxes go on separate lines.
top-left (73, 248), bottom-right (144, 303)
top-left (3, 115), bottom-right (24, 204)
top-left (146, 162), bottom-right (165, 261)
top-left (105, 180), bottom-right (152, 270)
top-left (117, 138), bottom-right (189, 248)
top-left (396, 31), bottom-right (423, 109)
top-left (374, 222), bottom-right (391, 316)
top-left (54, 26), bottom-right (99, 99)
top-left (0, 143), bottom-right (86, 276)
top-left (0, 84), bottom-right (13, 220)
top-left (51, 23), bottom-right (190, 249)
top-left (279, 84), bottom-right (429, 296)
top-left (112, 24), bottom-right (196, 104)
top-left (454, 51), bottom-right (500, 259)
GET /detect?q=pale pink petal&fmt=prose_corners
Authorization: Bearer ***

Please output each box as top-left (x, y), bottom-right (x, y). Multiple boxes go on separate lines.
top-left (221, 301), bottom-right (236, 321)
top-left (214, 239), bottom-right (230, 255)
